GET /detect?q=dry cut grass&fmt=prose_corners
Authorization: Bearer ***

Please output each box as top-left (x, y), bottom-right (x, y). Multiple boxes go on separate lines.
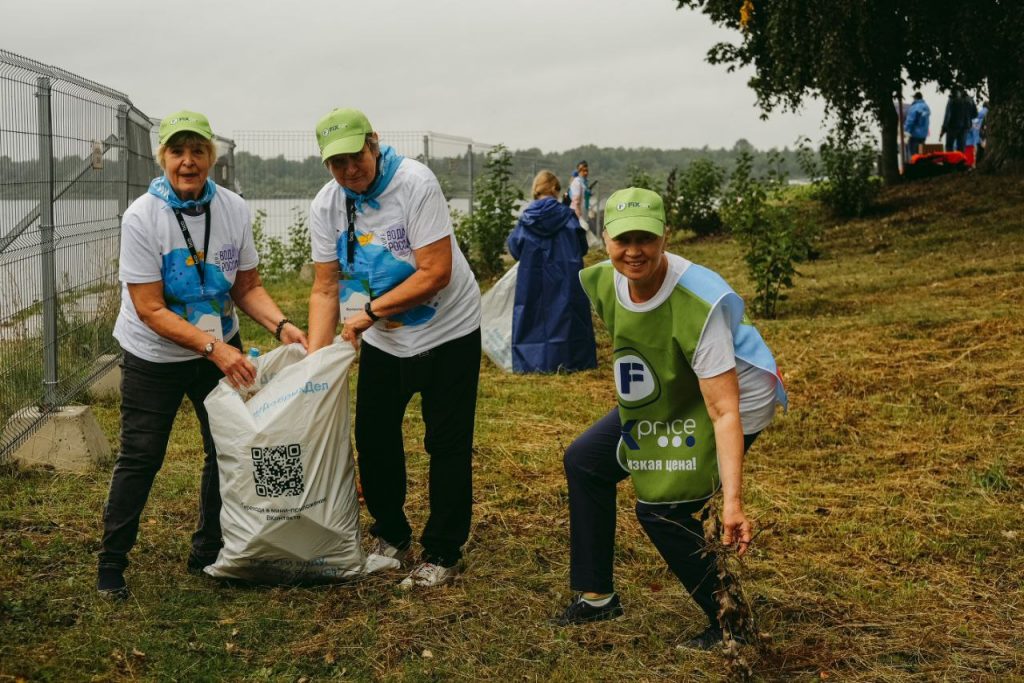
top-left (1, 172), bottom-right (1022, 681)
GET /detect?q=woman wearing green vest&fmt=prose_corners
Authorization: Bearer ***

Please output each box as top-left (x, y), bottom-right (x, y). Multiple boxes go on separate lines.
top-left (555, 188), bottom-right (787, 650)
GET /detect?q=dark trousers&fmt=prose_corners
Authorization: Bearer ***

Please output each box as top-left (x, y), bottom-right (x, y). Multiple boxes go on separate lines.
top-left (354, 328), bottom-right (481, 567)
top-left (564, 408), bottom-right (759, 625)
top-left (98, 336), bottom-right (239, 571)
top-left (945, 129), bottom-right (968, 152)
top-left (906, 136), bottom-right (926, 161)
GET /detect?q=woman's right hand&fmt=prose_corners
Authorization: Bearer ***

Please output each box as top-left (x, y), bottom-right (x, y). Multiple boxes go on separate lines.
top-left (209, 342), bottom-right (256, 388)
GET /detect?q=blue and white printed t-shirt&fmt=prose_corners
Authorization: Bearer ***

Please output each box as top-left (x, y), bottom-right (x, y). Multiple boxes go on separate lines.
top-left (309, 158), bottom-right (481, 358)
top-left (113, 186), bottom-right (258, 363)
top-left (613, 253), bottom-right (779, 434)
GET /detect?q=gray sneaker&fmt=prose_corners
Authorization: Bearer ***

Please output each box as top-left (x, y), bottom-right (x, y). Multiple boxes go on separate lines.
top-left (367, 536), bottom-right (410, 566)
top-left (398, 562), bottom-right (457, 589)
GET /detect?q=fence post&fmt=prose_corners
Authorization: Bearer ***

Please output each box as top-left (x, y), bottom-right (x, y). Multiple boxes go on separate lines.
top-left (226, 139), bottom-right (237, 192)
top-left (467, 143), bottom-right (474, 216)
top-left (117, 105), bottom-right (129, 219)
top-left (422, 134), bottom-right (430, 164)
top-left (36, 77), bottom-right (59, 408)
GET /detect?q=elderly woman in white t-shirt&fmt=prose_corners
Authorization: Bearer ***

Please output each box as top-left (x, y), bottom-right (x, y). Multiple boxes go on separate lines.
top-left (97, 110), bottom-right (307, 598)
top-left (306, 108), bottom-right (481, 590)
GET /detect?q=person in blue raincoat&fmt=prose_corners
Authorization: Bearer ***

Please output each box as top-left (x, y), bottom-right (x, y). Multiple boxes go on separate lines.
top-left (506, 170), bottom-right (597, 373)
top-left (904, 92), bottom-right (930, 161)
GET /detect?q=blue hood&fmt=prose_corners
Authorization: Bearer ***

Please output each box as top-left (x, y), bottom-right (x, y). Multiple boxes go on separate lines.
top-left (519, 197), bottom-right (578, 237)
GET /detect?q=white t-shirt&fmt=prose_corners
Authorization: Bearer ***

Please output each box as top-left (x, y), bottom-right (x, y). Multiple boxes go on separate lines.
top-left (113, 187), bottom-right (258, 363)
top-left (613, 253), bottom-right (778, 434)
top-left (309, 158), bottom-right (481, 358)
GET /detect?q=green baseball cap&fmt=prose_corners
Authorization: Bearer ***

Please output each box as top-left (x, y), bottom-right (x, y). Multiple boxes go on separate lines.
top-left (315, 108), bottom-right (373, 161)
top-left (603, 187), bottom-right (665, 238)
top-left (158, 110), bottom-right (213, 144)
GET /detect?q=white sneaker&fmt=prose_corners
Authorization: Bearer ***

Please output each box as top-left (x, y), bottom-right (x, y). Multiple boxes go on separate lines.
top-left (398, 562), bottom-right (457, 589)
top-left (363, 553), bottom-right (402, 574)
top-left (368, 536), bottom-right (410, 565)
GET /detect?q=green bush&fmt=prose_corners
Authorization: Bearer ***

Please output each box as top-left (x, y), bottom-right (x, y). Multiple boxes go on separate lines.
top-left (721, 151), bottom-right (818, 318)
top-left (462, 144), bottom-right (522, 278)
top-left (797, 119), bottom-right (880, 218)
top-left (251, 207), bottom-right (311, 280)
top-left (677, 158), bottom-right (726, 236)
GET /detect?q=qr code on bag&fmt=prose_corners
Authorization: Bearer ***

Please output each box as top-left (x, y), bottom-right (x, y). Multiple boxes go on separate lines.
top-left (251, 444), bottom-right (305, 497)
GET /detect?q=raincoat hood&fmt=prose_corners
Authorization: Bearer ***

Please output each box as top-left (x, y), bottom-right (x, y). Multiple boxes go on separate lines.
top-left (518, 197), bottom-right (578, 237)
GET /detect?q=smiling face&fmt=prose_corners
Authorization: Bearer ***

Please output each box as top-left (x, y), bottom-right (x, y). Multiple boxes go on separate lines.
top-left (326, 135), bottom-right (379, 193)
top-left (604, 229), bottom-right (669, 300)
top-left (162, 136), bottom-right (213, 200)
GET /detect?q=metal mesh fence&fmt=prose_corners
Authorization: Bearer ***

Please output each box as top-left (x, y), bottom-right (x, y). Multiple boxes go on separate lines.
top-left (0, 49), bottom-right (158, 459)
top-left (232, 130), bottom-right (556, 240)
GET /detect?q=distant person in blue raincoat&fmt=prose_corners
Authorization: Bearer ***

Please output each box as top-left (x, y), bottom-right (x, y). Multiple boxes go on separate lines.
top-left (904, 92), bottom-right (930, 161)
top-left (506, 171), bottom-right (597, 373)
top-left (968, 101), bottom-right (989, 166)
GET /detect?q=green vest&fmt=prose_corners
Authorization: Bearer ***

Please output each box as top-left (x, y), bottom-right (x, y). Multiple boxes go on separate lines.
top-left (580, 262), bottom-right (719, 504)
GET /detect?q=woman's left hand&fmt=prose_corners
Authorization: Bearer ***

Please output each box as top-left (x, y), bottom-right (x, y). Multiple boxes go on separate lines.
top-left (279, 322), bottom-right (308, 350)
top-left (721, 501), bottom-right (753, 557)
top-left (340, 310), bottom-right (374, 348)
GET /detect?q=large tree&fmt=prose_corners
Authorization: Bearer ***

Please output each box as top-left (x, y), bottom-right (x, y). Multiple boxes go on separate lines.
top-left (904, 0), bottom-right (1024, 173)
top-left (676, 0), bottom-right (1024, 179)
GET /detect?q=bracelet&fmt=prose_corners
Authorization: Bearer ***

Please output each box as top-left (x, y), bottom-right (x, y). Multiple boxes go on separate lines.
top-left (274, 317), bottom-right (290, 340)
top-left (364, 300), bottom-right (380, 322)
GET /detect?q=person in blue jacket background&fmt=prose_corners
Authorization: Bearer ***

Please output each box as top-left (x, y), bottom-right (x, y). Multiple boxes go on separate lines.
top-left (904, 92), bottom-right (930, 161)
top-left (506, 170), bottom-right (597, 373)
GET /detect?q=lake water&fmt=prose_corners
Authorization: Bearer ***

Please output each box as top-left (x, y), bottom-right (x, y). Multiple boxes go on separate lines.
top-left (0, 196), bottom-right (478, 326)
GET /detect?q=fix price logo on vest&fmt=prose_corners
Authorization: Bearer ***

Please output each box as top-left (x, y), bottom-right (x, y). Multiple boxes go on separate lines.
top-left (615, 349), bottom-right (698, 452)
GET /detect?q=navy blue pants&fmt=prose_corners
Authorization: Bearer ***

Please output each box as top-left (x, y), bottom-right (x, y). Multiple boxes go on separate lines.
top-left (99, 335), bottom-right (241, 571)
top-left (354, 328), bottom-right (481, 567)
top-left (564, 407), bottom-right (758, 624)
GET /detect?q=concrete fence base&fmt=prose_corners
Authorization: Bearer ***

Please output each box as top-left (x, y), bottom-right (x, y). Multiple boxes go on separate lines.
top-left (88, 354), bottom-right (121, 400)
top-left (8, 405), bottom-right (112, 473)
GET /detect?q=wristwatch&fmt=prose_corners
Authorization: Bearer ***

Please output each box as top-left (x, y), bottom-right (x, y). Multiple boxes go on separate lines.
top-left (364, 300), bottom-right (381, 322)
top-left (201, 340), bottom-right (216, 357)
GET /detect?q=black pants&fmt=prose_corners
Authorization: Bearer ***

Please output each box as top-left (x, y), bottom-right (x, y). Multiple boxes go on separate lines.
top-left (564, 408), bottom-right (759, 624)
top-left (98, 336), bottom-right (240, 571)
top-left (354, 328), bottom-right (481, 567)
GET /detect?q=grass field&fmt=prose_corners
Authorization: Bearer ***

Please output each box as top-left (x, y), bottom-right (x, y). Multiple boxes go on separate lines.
top-left (1, 173), bottom-right (1022, 681)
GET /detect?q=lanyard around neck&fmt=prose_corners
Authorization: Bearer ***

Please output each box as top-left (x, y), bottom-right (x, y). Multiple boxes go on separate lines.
top-left (345, 195), bottom-right (357, 270)
top-left (172, 206), bottom-right (213, 288)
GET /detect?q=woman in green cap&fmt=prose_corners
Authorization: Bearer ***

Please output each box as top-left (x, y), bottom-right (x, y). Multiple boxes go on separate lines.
top-left (555, 187), bottom-right (787, 650)
top-left (96, 110), bottom-right (307, 598)
top-left (306, 108), bottom-right (482, 589)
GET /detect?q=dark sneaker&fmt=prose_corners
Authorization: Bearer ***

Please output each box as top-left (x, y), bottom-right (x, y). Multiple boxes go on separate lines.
top-left (681, 625), bottom-right (747, 650)
top-left (97, 567), bottom-right (129, 600)
top-left (556, 594), bottom-right (624, 626)
top-left (186, 552), bottom-right (218, 576)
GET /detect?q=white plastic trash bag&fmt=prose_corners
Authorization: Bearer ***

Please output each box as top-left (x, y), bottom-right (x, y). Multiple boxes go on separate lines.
top-left (480, 262), bottom-right (517, 372)
top-left (203, 341), bottom-right (398, 583)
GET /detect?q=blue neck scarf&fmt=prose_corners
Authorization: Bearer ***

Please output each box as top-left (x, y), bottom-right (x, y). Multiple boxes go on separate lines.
top-left (343, 145), bottom-right (404, 213)
top-left (148, 176), bottom-right (217, 210)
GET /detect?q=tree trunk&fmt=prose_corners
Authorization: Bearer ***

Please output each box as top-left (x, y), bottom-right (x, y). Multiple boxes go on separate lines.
top-left (980, 70), bottom-right (1024, 174)
top-left (875, 98), bottom-right (901, 185)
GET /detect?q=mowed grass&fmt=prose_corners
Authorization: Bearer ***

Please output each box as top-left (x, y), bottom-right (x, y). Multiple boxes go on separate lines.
top-left (1, 172), bottom-right (1023, 681)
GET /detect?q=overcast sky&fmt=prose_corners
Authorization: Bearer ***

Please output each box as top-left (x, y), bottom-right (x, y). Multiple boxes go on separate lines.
top-left (4, 0), bottom-right (949, 153)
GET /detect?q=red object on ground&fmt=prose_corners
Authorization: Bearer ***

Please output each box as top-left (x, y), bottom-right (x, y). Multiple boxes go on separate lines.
top-left (905, 150), bottom-right (970, 180)
top-left (909, 151), bottom-right (967, 166)
top-left (965, 145), bottom-right (976, 166)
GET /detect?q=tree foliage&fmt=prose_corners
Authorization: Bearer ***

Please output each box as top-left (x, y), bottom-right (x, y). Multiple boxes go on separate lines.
top-left (675, 0), bottom-right (1024, 177)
